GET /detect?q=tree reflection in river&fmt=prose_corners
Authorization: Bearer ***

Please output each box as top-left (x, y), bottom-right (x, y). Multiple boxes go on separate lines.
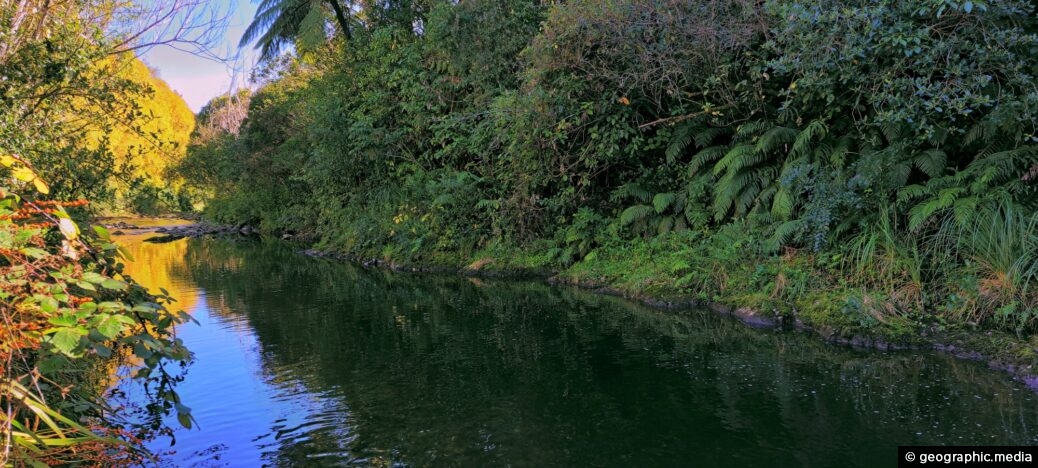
top-left (123, 237), bottom-right (1038, 467)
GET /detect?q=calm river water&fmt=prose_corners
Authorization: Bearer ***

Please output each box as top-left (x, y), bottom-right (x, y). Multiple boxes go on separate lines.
top-left (113, 230), bottom-right (1038, 467)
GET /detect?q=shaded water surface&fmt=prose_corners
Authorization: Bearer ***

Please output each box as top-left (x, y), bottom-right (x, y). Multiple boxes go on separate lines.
top-left (115, 233), bottom-right (1038, 467)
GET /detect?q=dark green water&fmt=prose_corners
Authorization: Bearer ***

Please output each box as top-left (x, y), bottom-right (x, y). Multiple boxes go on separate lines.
top-left (117, 236), bottom-right (1038, 467)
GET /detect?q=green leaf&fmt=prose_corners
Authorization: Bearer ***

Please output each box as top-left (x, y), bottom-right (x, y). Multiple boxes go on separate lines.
top-left (49, 328), bottom-right (85, 355)
top-left (112, 315), bottom-right (138, 325)
top-left (48, 314), bottom-right (78, 327)
top-left (117, 245), bottom-right (135, 261)
top-left (176, 408), bottom-right (193, 429)
top-left (40, 296), bottom-right (59, 313)
top-left (91, 225), bottom-right (111, 240)
top-left (20, 247), bottom-right (48, 259)
top-left (37, 356), bottom-right (69, 374)
top-left (95, 316), bottom-right (124, 340)
top-left (81, 272), bottom-right (106, 284)
top-left (100, 278), bottom-right (127, 291)
top-left (133, 343), bottom-right (153, 359)
top-left (93, 343), bottom-right (112, 358)
top-left (97, 301), bottom-right (125, 312)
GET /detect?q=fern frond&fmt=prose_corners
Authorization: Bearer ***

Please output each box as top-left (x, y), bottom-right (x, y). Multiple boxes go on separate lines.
top-left (913, 149), bottom-right (947, 178)
top-left (736, 182), bottom-right (763, 215)
top-left (689, 145), bottom-right (728, 175)
top-left (612, 183), bottom-right (652, 203)
top-left (620, 204), bottom-right (654, 226)
top-left (665, 123), bottom-right (698, 163)
top-left (790, 120), bottom-right (827, 160)
top-left (735, 120), bottom-right (770, 139)
top-left (653, 192), bottom-right (677, 214)
top-left (825, 136), bottom-right (853, 168)
top-left (772, 187), bottom-right (794, 220)
top-left (953, 196), bottom-right (980, 227)
top-left (755, 126), bottom-right (797, 155)
top-left (897, 184), bottom-right (930, 204)
top-left (908, 188), bottom-right (962, 230)
top-left (890, 162), bottom-right (912, 189)
top-left (713, 144), bottom-right (755, 176)
top-left (296, 5), bottom-right (330, 54)
top-left (658, 216), bottom-right (675, 235)
top-left (693, 126), bottom-right (731, 147)
top-left (881, 122), bottom-right (905, 143)
top-left (770, 218), bottom-right (806, 249)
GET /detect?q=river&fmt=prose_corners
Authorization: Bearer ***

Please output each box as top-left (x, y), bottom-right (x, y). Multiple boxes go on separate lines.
top-left (111, 228), bottom-right (1038, 467)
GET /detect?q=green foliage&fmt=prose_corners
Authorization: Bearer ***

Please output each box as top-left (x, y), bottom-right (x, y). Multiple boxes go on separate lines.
top-left (1, 1), bottom-right (205, 462)
top-left (198, 0), bottom-right (1038, 340)
top-left (929, 202), bottom-right (1038, 330)
top-left (1, 159), bottom-right (193, 465)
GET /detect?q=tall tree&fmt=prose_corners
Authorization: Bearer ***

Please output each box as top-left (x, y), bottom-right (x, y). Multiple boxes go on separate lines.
top-left (240, 0), bottom-right (353, 62)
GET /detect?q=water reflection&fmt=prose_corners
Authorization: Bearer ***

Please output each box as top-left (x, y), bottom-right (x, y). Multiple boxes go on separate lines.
top-left (118, 235), bottom-right (1038, 467)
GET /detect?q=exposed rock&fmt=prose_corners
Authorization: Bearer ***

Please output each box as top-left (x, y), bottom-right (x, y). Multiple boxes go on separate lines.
top-left (144, 234), bottom-right (185, 243)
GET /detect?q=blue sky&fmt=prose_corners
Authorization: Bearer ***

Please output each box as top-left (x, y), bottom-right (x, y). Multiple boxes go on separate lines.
top-left (139, 1), bottom-right (259, 112)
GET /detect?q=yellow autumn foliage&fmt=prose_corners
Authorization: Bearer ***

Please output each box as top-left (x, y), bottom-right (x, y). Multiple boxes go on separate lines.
top-left (79, 56), bottom-right (195, 211)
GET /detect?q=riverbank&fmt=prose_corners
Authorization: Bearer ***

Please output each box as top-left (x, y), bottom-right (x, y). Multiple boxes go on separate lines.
top-left (118, 218), bottom-right (1038, 391)
top-left (299, 233), bottom-right (1038, 392)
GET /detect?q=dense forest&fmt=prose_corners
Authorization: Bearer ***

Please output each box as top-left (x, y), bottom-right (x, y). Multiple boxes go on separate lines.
top-left (3, 0), bottom-right (1038, 463)
top-left (189, 0), bottom-right (1038, 345)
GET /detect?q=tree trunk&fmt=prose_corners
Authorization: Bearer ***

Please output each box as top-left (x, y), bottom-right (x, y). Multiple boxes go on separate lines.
top-left (326, 0), bottom-right (351, 40)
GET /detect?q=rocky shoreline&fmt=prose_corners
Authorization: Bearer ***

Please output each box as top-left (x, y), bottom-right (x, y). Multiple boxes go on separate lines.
top-left (101, 220), bottom-right (271, 243)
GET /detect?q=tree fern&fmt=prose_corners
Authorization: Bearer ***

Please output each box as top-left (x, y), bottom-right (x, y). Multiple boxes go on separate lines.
top-left (241, 0), bottom-right (353, 62)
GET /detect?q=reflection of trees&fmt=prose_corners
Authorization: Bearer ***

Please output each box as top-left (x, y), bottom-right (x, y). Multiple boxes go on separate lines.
top-left (167, 238), bottom-right (1038, 467)
top-left (120, 234), bottom-right (199, 315)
